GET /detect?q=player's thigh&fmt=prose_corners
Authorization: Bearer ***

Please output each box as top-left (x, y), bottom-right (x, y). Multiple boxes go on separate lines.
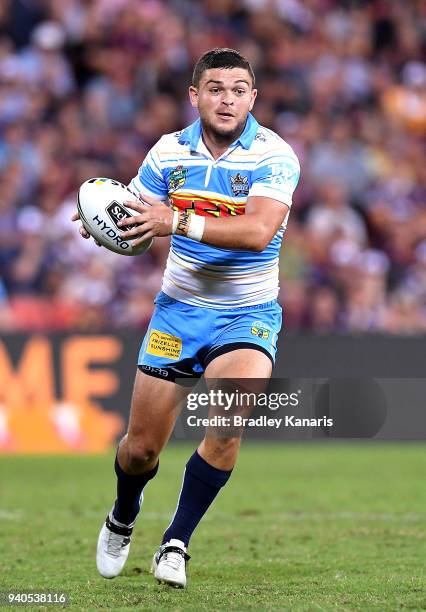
top-left (205, 348), bottom-right (273, 379)
top-left (126, 368), bottom-right (187, 453)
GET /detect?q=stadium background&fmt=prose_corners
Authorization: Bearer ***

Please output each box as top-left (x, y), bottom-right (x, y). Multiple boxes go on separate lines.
top-left (0, 0), bottom-right (424, 335)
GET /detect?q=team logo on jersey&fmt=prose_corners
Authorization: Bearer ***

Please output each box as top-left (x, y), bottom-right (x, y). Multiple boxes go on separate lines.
top-left (147, 330), bottom-right (182, 360)
top-left (230, 173), bottom-right (249, 196)
top-left (169, 165), bottom-right (187, 191)
top-left (254, 130), bottom-right (267, 142)
top-left (251, 321), bottom-right (270, 340)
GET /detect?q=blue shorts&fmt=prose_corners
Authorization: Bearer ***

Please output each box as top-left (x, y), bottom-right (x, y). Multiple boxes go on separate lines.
top-left (138, 292), bottom-right (282, 384)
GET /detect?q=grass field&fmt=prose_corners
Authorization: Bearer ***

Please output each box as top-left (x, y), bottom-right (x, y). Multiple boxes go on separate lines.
top-left (1, 442), bottom-right (425, 611)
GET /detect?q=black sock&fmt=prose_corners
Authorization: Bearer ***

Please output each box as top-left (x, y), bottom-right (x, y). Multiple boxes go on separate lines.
top-left (112, 456), bottom-right (159, 526)
top-left (162, 450), bottom-right (232, 547)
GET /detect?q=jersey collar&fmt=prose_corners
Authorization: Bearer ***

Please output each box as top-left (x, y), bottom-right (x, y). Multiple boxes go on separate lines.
top-left (178, 113), bottom-right (259, 152)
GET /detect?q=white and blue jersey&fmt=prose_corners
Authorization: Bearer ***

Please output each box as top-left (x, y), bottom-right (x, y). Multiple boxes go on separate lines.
top-left (130, 113), bottom-right (300, 308)
top-left (132, 114), bottom-right (300, 381)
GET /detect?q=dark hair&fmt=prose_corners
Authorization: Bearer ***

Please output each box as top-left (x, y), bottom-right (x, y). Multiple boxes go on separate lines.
top-left (192, 48), bottom-right (255, 87)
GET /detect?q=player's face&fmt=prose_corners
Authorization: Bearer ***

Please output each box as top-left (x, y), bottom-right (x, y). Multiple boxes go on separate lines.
top-left (189, 68), bottom-right (257, 142)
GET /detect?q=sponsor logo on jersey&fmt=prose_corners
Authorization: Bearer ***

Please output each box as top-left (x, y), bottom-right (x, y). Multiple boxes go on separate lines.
top-left (230, 173), bottom-right (249, 196)
top-left (169, 165), bottom-right (188, 191)
top-left (251, 320), bottom-right (270, 340)
top-left (147, 330), bottom-right (182, 360)
top-left (170, 194), bottom-right (245, 217)
top-left (254, 130), bottom-right (267, 142)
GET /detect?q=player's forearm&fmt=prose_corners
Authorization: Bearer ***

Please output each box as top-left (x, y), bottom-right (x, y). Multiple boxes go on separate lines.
top-left (118, 197), bottom-right (288, 252)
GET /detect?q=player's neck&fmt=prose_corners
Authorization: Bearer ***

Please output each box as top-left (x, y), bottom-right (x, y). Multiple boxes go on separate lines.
top-left (201, 127), bottom-right (242, 160)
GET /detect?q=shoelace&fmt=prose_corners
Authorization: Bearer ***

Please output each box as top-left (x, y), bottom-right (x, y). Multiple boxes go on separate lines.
top-left (106, 531), bottom-right (130, 557)
top-left (161, 550), bottom-right (183, 572)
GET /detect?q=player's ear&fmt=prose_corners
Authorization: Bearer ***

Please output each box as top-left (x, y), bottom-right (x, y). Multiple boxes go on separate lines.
top-left (189, 85), bottom-right (198, 108)
top-left (249, 89), bottom-right (257, 112)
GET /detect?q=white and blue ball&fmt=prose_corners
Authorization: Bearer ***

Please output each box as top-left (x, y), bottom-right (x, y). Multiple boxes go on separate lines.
top-left (77, 177), bottom-right (152, 256)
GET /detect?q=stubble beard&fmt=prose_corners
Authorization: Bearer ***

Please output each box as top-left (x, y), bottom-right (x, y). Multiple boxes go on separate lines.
top-left (201, 114), bottom-right (247, 146)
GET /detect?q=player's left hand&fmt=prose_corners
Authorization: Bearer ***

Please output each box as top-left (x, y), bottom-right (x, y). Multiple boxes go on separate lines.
top-left (118, 197), bottom-right (174, 246)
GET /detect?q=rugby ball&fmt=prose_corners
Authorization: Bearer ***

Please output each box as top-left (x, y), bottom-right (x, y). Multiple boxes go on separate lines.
top-left (77, 177), bottom-right (153, 255)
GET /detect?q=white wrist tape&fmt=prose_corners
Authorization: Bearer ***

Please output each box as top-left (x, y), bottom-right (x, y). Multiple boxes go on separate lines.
top-left (172, 210), bottom-right (179, 234)
top-left (187, 214), bottom-right (205, 241)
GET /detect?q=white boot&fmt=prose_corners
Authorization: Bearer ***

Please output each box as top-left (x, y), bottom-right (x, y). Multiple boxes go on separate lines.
top-left (96, 512), bottom-right (134, 579)
top-left (151, 539), bottom-right (190, 588)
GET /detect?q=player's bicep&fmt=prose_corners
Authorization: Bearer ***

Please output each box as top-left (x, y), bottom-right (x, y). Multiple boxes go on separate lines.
top-left (245, 196), bottom-right (290, 241)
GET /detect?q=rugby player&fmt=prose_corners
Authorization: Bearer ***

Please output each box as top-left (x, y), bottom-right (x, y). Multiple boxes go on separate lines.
top-left (73, 48), bottom-right (300, 588)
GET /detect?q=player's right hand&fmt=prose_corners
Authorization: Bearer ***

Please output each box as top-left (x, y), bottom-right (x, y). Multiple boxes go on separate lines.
top-left (71, 211), bottom-right (101, 245)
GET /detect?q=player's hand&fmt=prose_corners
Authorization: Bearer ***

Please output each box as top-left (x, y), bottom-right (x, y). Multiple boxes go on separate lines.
top-left (118, 199), bottom-right (174, 246)
top-left (71, 211), bottom-right (102, 246)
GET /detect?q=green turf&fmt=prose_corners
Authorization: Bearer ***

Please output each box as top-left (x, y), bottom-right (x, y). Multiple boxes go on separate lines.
top-left (0, 442), bottom-right (425, 611)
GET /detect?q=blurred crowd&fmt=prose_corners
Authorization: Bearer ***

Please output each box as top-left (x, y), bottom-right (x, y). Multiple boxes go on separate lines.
top-left (0, 0), bottom-right (425, 333)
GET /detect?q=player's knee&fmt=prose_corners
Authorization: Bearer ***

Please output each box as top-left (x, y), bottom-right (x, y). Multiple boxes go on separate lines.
top-left (126, 438), bottom-right (160, 470)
